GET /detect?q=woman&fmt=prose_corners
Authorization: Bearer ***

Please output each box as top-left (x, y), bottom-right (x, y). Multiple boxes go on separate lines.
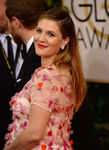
top-left (4, 8), bottom-right (86, 150)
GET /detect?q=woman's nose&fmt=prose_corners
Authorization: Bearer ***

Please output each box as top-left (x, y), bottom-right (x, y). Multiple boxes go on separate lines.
top-left (39, 33), bottom-right (46, 42)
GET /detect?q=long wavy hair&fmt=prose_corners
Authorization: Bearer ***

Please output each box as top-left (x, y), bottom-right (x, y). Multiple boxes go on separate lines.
top-left (38, 8), bottom-right (87, 112)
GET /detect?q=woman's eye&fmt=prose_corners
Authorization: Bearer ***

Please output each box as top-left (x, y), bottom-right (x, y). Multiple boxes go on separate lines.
top-left (36, 28), bottom-right (41, 33)
top-left (48, 32), bottom-right (55, 37)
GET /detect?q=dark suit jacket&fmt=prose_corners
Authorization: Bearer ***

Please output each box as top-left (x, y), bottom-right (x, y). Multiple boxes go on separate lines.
top-left (0, 43), bottom-right (16, 149)
top-left (0, 42), bottom-right (41, 149)
top-left (16, 42), bottom-right (41, 92)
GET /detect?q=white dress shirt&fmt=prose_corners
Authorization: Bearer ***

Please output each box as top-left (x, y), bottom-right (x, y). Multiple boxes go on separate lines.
top-left (0, 33), bottom-right (17, 61)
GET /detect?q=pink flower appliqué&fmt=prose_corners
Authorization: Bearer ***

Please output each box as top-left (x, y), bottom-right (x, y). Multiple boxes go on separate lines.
top-left (48, 101), bottom-right (53, 107)
top-left (20, 121), bottom-right (27, 128)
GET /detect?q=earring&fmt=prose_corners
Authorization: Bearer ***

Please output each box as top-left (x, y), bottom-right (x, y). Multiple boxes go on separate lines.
top-left (61, 46), bottom-right (65, 50)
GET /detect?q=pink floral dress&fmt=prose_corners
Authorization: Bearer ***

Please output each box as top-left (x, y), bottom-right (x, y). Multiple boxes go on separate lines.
top-left (4, 66), bottom-right (76, 150)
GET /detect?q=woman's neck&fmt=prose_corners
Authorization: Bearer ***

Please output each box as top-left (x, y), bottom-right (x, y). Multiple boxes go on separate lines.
top-left (41, 56), bottom-right (55, 67)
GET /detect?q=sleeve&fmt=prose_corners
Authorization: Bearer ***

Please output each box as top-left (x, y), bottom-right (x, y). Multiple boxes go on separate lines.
top-left (29, 69), bottom-right (58, 112)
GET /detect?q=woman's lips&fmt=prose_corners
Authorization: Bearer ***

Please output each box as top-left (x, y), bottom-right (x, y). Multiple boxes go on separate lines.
top-left (37, 43), bottom-right (47, 49)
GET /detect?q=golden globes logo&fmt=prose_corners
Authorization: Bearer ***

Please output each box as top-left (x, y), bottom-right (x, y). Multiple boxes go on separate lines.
top-left (71, 0), bottom-right (109, 49)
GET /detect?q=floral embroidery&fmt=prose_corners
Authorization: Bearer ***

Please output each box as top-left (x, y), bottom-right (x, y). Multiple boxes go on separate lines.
top-left (37, 82), bottom-right (43, 88)
top-left (53, 85), bottom-right (58, 91)
top-left (48, 130), bottom-right (52, 136)
top-left (28, 97), bottom-right (31, 103)
top-left (41, 144), bottom-right (47, 150)
top-left (42, 73), bottom-right (49, 81)
top-left (57, 106), bottom-right (61, 112)
top-left (4, 66), bottom-right (75, 150)
top-left (70, 140), bottom-right (74, 145)
top-left (47, 67), bottom-right (53, 70)
top-left (66, 106), bottom-right (70, 112)
top-left (48, 101), bottom-right (53, 107)
top-left (21, 111), bottom-right (25, 115)
top-left (60, 87), bottom-right (64, 92)
top-left (9, 100), bottom-right (15, 105)
top-left (68, 93), bottom-right (72, 99)
top-left (41, 67), bottom-right (46, 70)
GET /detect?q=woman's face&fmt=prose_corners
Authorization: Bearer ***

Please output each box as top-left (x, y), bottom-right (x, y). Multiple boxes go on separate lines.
top-left (34, 18), bottom-right (68, 59)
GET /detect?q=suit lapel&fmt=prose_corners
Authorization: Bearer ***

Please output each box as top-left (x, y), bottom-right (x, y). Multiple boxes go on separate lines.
top-left (0, 41), bottom-right (16, 80)
top-left (16, 42), bottom-right (41, 91)
top-left (17, 43), bottom-right (34, 79)
top-left (17, 42), bottom-right (41, 80)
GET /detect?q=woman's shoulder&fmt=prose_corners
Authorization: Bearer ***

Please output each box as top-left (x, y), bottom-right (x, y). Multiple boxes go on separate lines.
top-left (32, 66), bottom-right (71, 82)
top-left (30, 66), bottom-right (56, 81)
top-left (34, 66), bottom-right (55, 75)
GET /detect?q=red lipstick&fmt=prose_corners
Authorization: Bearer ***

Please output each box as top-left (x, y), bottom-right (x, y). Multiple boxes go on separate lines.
top-left (37, 43), bottom-right (47, 49)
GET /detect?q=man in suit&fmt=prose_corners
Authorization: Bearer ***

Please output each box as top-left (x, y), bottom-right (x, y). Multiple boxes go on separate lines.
top-left (0, 0), bottom-right (44, 149)
top-left (5, 0), bottom-right (45, 92)
top-left (0, 0), bottom-right (19, 149)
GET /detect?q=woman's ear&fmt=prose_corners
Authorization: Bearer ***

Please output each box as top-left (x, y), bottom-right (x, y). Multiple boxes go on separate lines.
top-left (65, 36), bottom-right (70, 45)
top-left (61, 36), bottom-right (70, 48)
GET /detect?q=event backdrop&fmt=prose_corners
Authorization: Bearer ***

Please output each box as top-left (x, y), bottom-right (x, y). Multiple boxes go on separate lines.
top-left (62, 0), bottom-right (109, 83)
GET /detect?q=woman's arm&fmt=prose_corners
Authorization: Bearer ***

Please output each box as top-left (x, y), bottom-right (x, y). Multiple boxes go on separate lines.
top-left (4, 104), bottom-right (51, 150)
